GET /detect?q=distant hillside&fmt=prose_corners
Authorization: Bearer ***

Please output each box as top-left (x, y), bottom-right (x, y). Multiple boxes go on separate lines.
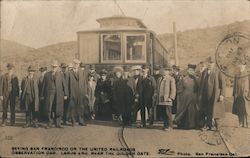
top-left (158, 20), bottom-right (250, 67)
top-left (1, 40), bottom-right (76, 79)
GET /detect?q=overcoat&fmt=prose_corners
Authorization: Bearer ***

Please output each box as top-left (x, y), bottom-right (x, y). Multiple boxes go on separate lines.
top-left (21, 76), bottom-right (39, 111)
top-left (175, 74), bottom-right (199, 128)
top-left (41, 70), bottom-right (68, 115)
top-left (156, 75), bottom-right (176, 106)
top-left (199, 68), bottom-right (226, 119)
top-left (137, 76), bottom-right (156, 107)
top-left (68, 69), bottom-right (88, 107)
top-left (0, 73), bottom-right (19, 98)
top-left (112, 77), bottom-right (134, 114)
top-left (232, 71), bottom-right (250, 116)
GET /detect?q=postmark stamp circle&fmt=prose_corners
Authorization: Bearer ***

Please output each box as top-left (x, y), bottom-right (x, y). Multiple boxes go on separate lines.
top-left (215, 32), bottom-right (250, 78)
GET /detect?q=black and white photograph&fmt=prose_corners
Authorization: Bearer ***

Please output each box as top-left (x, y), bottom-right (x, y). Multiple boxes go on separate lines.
top-left (0, 0), bottom-right (250, 157)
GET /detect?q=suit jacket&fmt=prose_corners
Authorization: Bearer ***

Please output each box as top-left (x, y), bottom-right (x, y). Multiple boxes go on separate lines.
top-left (156, 75), bottom-right (176, 105)
top-left (21, 76), bottom-right (39, 111)
top-left (41, 70), bottom-right (68, 115)
top-left (0, 73), bottom-right (19, 98)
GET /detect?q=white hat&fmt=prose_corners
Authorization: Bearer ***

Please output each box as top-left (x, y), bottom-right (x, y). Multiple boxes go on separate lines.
top-left (51, 60), bottom-right (59, 67)
top-left (73, 59), bottom-right (80, 64)
top-left (131, 65), bottom-right (142, 70)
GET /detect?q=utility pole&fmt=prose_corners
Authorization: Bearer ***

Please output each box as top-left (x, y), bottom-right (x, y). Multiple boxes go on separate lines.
top-left (173, 22), bottom-right (179, 66)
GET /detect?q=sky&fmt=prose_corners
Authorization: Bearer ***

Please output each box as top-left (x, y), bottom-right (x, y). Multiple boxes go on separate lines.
top-left (1, 0), bottom-right (250, 48)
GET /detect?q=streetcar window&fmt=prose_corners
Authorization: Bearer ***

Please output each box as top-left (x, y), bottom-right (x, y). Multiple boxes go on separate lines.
top-left (125, 35), bottom-right (146, 63)
top-left (101, 34), bottom-right (122, 62)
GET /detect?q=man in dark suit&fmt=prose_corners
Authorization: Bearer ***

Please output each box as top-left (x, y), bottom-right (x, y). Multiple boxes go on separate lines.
top-left (38, 67), bottom-right (47, 121)
top-left (21, 66), bottom-right (39, 128)
top-left (199, 57), bottom-right (225, 130)
top-left (60, 63), bottom-right (70, 125)
top-left (68, 59), bottom-right (88, 126)
top-left (41, 60), bottom-right (68, 128)
top-left (0, 63), bottom-right (19, 126)
top-left (138, 64), bottom-right (157, 127)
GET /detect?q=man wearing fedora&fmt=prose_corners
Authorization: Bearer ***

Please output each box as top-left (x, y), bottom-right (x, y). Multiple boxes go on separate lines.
top-left (199, 57), bottom-right (225, 130)
top-left (232, 60), bottom-right (250, 128)
top-left (0, 63), bottom-right (19, 126)
top-left (21, 66), bottom-right (39, 128)
top-left (38, 66), bottom-right (47, 121)
top-left (41, 60), bottom-right (68, 128)
top-left (68, 59), bottom-right (88, 126)
top-left (137, 64), bottom-right (157, 127)
top-left (60, 63), bottom-right (70, 125)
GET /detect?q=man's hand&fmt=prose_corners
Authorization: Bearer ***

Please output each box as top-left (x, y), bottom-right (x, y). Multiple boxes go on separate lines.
top-left (167, 98), bottom-right (172, 102)
top-left (64, 96), bottom-right (68, 100)
top-left (0, 96), bottom-right (3, 100)
top-left (219, 95), bottom-right (224, 102)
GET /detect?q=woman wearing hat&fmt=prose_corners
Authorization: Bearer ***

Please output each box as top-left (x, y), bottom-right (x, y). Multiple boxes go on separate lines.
top-left (112, 66), bottom-right (134, 126)
top-left (174, 64), bottom-right (199, 129)
top-left (95, 69), bottom-right (113, 120)
top-left (232, 61), bottom-right (250, 128)
top-left (21, 66), bottom-right (39, 128)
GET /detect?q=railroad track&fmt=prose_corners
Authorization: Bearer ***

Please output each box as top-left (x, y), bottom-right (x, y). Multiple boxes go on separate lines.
top-left (118, 126), bottom-right (135, 158)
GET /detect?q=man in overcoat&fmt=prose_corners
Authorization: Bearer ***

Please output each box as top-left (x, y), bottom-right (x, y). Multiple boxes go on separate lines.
top-left (21, 65), bottom-right (39, 128)
top-left (137, 64), bottom-right (157, 127)
top-left (199, 57), bottom-right (225, 130)
top-left (68, 59), bottom-right (88, 126)
top-left (38, 67), bottom-right (47, 121)
top-left (156, 66), bottom-right (176, 130)
top-left (232, 61), bottom-right (250, 127)
top-left (0, 63), bottom-right (19, 126)
top-left (41, 60), bottom-right (68, 128)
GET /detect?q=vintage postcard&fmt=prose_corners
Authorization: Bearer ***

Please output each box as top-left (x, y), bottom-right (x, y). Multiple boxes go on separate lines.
top-left (0, 0), bottom-right (250, 157)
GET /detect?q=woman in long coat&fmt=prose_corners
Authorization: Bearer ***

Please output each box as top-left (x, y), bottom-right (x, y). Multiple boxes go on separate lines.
top-left (95, 69), bottom-right (113, 120)
top-left (232, 63), bottom-right (249, 127)
top-left (112, 66), bottom-right (134, 126)
top-left (174, 64), bottom-right (199, 129)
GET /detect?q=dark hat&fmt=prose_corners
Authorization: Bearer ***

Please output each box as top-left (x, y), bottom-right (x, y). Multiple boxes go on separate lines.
top-left (80, 62), bottom-right (85, 68)
top-left (188, 64), bottom-right (197, 70)
top-left (100, 69), bottom-right (108, 75)
top-left (28, 65), bottom-right (36, 72)
top-left (60, 63), bottom-right (68, 68)
top-left (163, 65), bottom-right (172, 71)
top-left (39, 67), bottom-right (47, 72)
top-left (154, 65), bottom-right (161, 70)
top-left (207, 56), bottom-right (215, 63)
top-left (172, 65), bottom-right (180, 71)
top-left (90, 64), bottom-right (95, 70)
top-left (142, 64), bottom-right (150, 69)
top-left (7, 63), bottom-right (14, 69)
top-left (123, 65), bottom-right (130, 72)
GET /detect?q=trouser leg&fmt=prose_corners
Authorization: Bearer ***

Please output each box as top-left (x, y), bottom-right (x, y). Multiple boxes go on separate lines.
top-left (63, 100), bottom-right (68, 124)
top-left (140, 106), bottom-right (146, 126)
top-left (160, 105), bottom-right (167, 127)
top-left (148, 107), bottom-right (154, 125)
top-left (166, 106), bottom-right (172, 128)
top-left (2, 97), bottom-right (8, 124)
top-left (10, 96), bottom-right (16, 125)
top-left (47, 93), bottom-right (56, 126)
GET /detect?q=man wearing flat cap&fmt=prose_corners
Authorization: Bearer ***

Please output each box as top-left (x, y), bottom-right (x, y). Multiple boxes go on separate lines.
top-left (174, 64), bottom-right (199, 129)
top-left (21, 66), bottom-right (39, 128)
top-left (156, 65), bottom-right (176, 130)
top-left (41, 60), bottom-right (68, 128)
top-left (0, 63), bottom-right (19, 126)
top-left (199, 57), bottom-right (225, 130)
top-left (89, 64), bottom-right (100, 82)
top-left (68, 59), bottom-right (88, 126)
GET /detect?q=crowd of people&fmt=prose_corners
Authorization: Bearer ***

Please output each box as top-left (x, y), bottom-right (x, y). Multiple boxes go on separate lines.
top-left (0, 57), bottom-right (249, 131)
